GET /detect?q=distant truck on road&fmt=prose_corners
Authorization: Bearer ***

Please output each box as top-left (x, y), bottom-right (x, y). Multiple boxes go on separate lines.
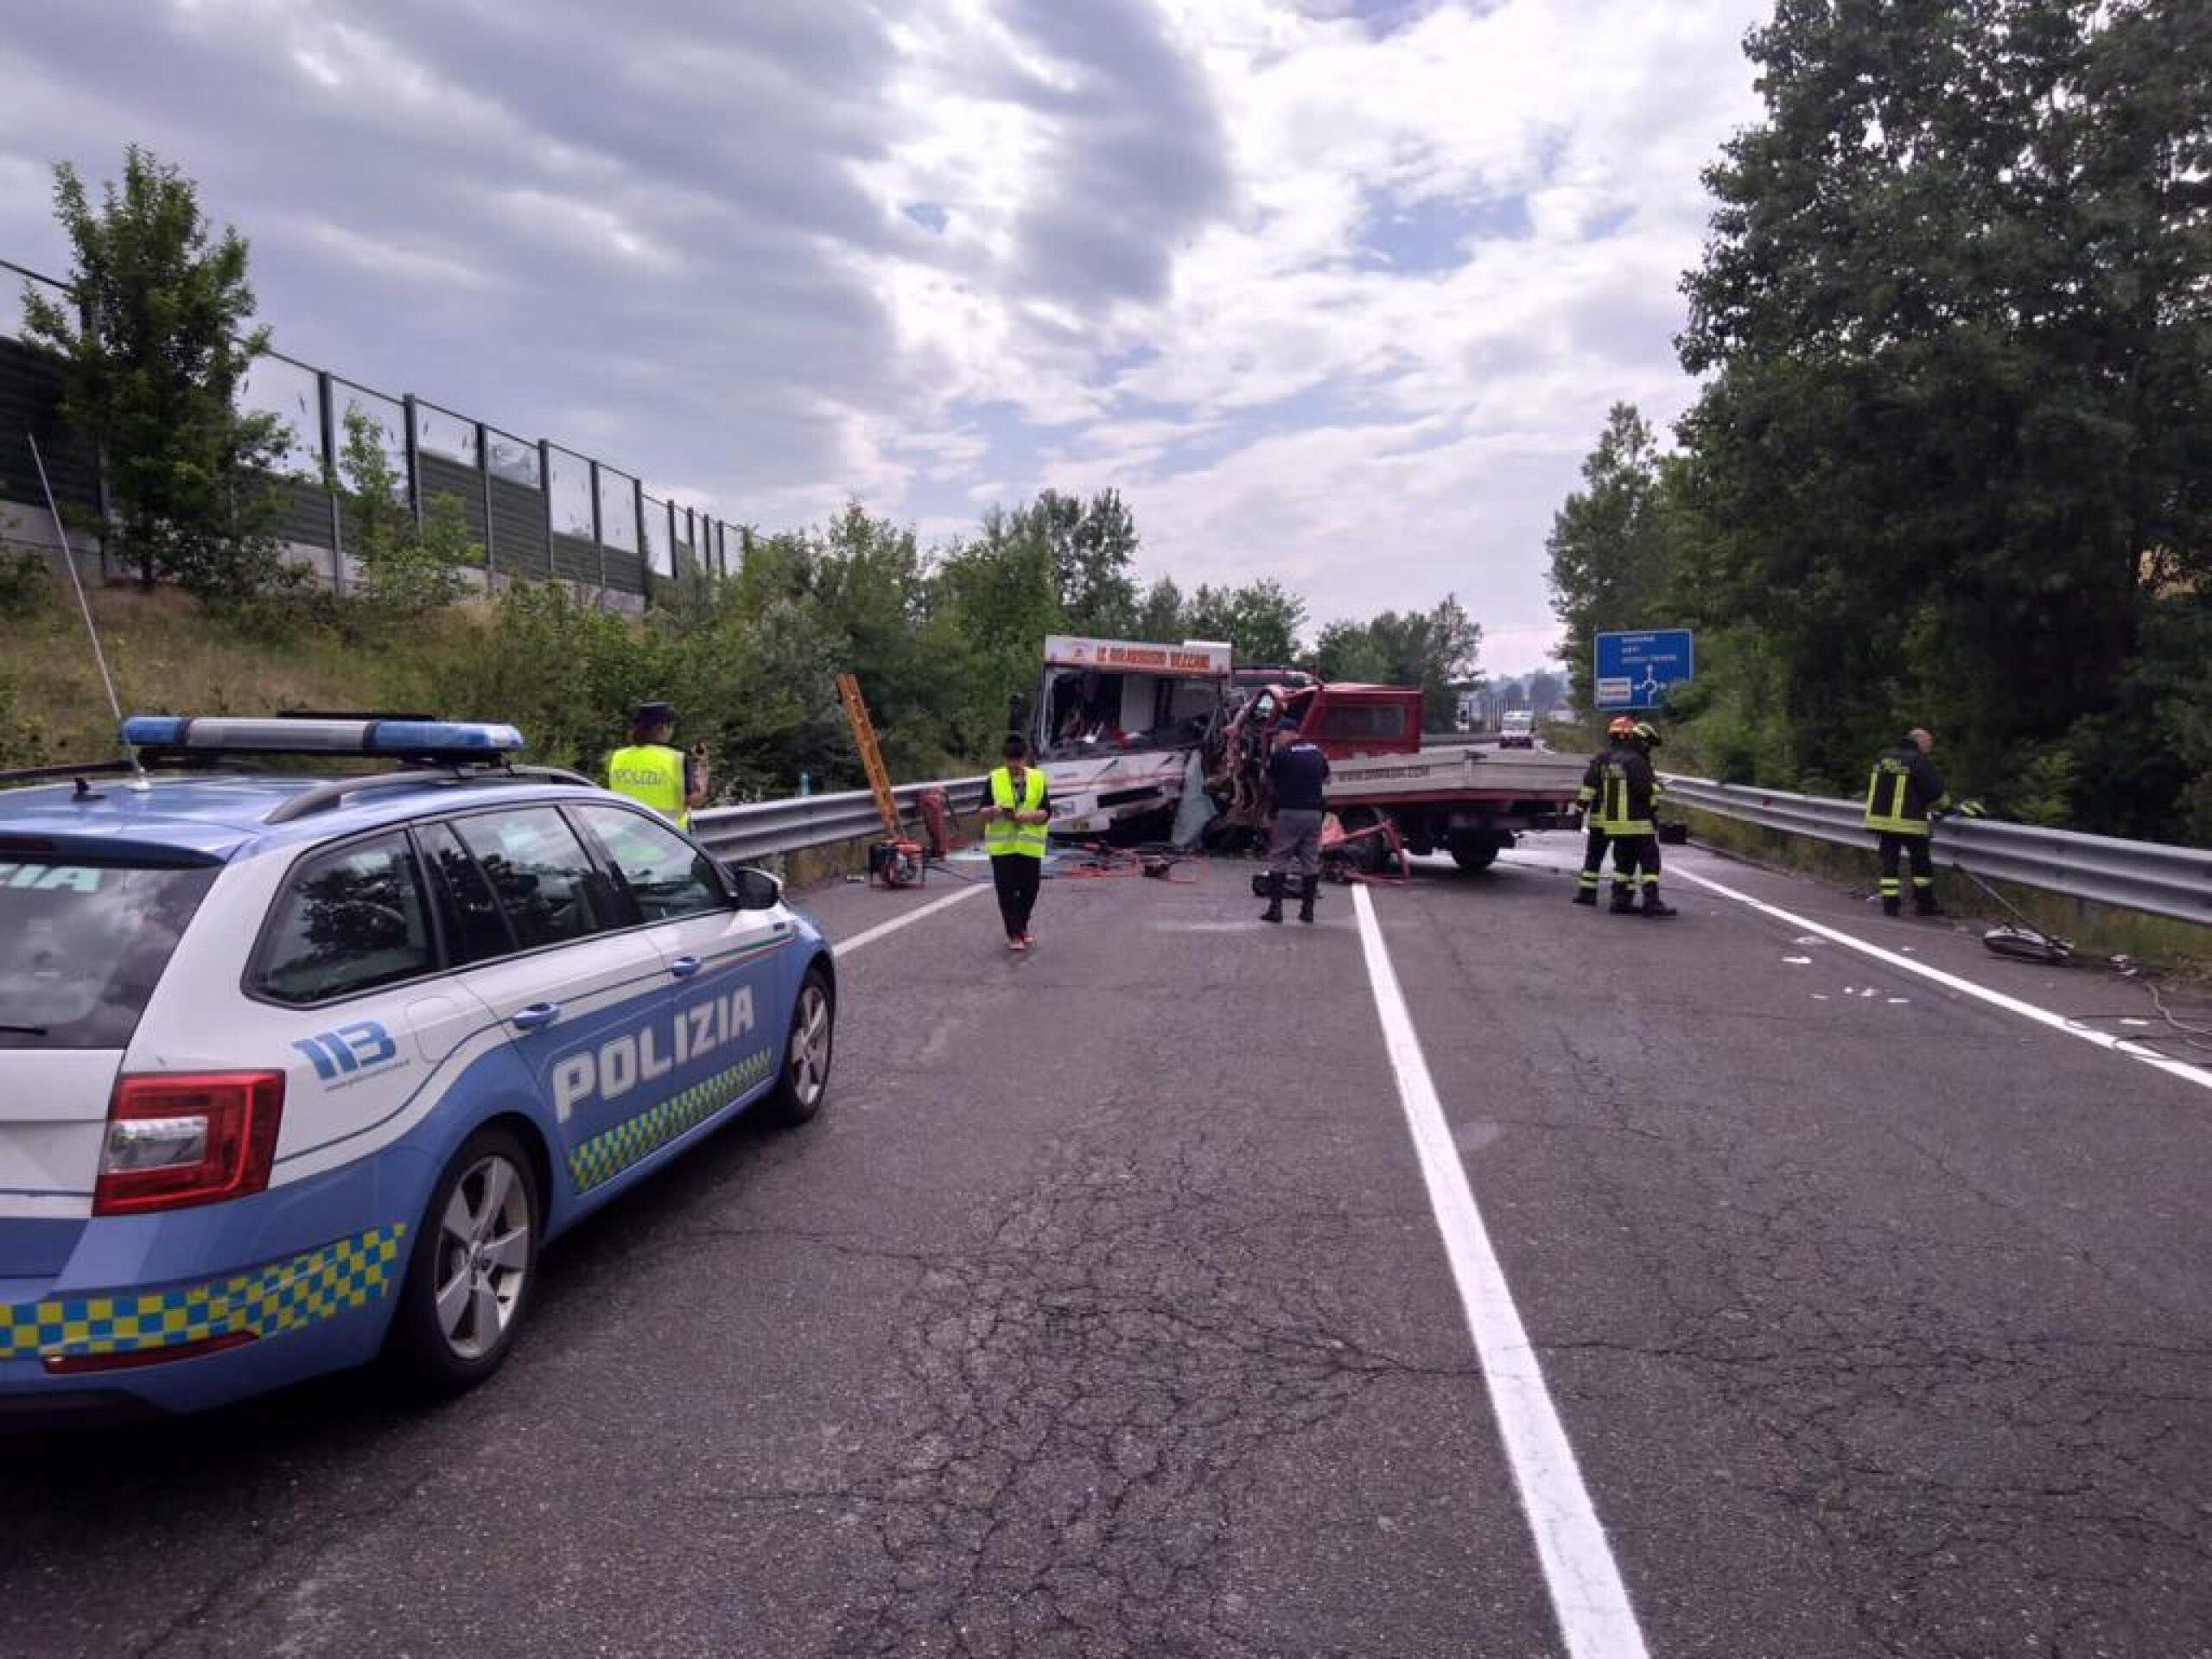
top-left (1212, 680), bottom-right (1586, 872)
top-left (1498, 709), bottom-right (1536, 748)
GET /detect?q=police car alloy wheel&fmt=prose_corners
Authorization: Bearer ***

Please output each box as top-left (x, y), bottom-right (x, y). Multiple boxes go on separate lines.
top-left (391, 1125), bottom-right (541, 1390)
top-left (766, 971), bottom-right (834, 1128)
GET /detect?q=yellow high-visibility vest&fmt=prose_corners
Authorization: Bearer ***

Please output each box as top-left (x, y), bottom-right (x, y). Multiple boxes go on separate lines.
top-left (607, 744), bottom-right (690, 830)
top-left (984, 766), bottom-right (1048, 858)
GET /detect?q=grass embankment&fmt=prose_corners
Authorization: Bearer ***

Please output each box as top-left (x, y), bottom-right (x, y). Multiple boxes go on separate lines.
top-left (1680, 806), bottom-right (2212, 976)
top-left (0, 581), bottom-right (475, 767)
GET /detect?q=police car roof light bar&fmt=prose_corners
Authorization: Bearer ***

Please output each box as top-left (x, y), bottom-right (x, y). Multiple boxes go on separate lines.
top-left (119, 715), bottom-right (526, 761)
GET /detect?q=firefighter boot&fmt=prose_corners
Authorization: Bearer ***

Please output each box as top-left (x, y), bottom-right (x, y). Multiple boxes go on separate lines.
top-left (1297, 875), bottom-right (1318, 925)
top-left (1571, 883), bottom-right (1598, 906)
top-left (1260, 872), bottom-right (1285, 925)
top-left (1881, 892), bottom-right (1902, 918)
top-left (1609, 885), bottom-right (1637, 914)
top-left (1641, 884), bottom-right (1678, 918)
top-left (1913, 888), bottom-right (1944, 918)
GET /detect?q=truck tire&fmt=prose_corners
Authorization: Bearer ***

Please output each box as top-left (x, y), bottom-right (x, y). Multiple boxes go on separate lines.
top-left (1447, 830), bottom-right (1504, 873)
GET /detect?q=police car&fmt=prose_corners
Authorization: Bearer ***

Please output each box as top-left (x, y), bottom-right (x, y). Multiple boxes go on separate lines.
top-left (0, 715), bottom-right (836, 1419)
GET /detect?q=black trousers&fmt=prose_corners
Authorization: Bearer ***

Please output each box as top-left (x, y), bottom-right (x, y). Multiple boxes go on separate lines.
top-left (1611, 834), bottom-right (1661, 889)
top-left (1578, 829), bottom-right (1610, 892)
top-left (1876, 833), bottom-right (1934, 897)
top-left (991, 855), bottom-right (1041, 938)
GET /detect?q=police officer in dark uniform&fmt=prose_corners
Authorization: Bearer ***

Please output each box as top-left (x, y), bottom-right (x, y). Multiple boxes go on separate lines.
top-left (1261, 719), bottom-right (1331, 925)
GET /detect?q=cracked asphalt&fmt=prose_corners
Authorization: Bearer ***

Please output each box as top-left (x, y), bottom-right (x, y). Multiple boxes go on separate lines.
top-left (3, 835), bottom-right (2209, 1658)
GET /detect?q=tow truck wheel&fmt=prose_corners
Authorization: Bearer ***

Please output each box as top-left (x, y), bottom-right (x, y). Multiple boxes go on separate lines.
top-left (1447, 830), bottom-right (1503, 873)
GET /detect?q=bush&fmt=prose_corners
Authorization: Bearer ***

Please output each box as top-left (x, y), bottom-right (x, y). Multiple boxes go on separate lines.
top-left (0, 548), bottom-right (51, 619)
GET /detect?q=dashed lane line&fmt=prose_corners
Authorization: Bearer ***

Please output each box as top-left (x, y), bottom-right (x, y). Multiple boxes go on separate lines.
top-left (832, 882), bottom-right (990, 957)
top-left (1351, 884), bottom-right (1650, 1659)
top-left (1669, 865), bottom-right (2212, 1095)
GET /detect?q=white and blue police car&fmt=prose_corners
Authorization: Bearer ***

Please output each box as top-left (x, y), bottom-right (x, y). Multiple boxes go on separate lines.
top-left (0, 715), bottom-right (836, 1419)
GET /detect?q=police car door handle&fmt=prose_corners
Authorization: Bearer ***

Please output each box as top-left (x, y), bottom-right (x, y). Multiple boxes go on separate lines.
top-left (669, 956), bottom-right (702, 979)
top-left (512, 1002), bottom-right (562, 1031)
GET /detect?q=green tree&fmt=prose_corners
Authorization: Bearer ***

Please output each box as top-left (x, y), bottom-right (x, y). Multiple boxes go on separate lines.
top-left (1675, 0), bottom-right (2212, 818)
top-left (330, 409), bottom-right (477, 618)
top-left (21, 146), bottom-right (291, 596)
top-left (1184, 579), bottom-right (1307, 664)
top-left (1313, 596), bottom-right (1480, 730)
top-left (1545, 404), bottom-right (1676, 712)
top-left (1134, 575), bottom-right (1185, 641)
top-left (1025, 487), bottom-right (1140, 637)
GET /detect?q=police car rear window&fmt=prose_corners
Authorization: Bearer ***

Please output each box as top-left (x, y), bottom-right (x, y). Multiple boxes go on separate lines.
top-left (0, 860), bottom-right (218, 1050)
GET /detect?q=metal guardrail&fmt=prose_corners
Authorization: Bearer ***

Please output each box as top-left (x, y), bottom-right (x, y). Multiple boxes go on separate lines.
top-left (1662, 775), bottom-right (2212, 929)
top-left (690, 775), bottom-right (989, 864)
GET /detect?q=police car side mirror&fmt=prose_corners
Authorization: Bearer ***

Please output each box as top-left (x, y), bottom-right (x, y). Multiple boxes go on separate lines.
top-left (729, 866), bottom-right (783, 910)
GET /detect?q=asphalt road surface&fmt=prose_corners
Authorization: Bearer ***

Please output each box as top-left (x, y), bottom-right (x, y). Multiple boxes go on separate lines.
top-left (5, 836), bottom-right (2208, 1658)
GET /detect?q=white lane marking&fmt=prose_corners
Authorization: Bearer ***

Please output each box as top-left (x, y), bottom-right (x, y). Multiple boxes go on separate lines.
top-left (834, 883), bottom-right (989, 956)
top-left (1670, 866), bottom-right (2212, 1092)
top-left (1351, 885), bottom-right (1649, 1659)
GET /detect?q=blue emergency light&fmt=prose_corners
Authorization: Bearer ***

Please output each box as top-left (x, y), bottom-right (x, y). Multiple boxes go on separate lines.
top-left (119, 715), bottom-right (526, 760)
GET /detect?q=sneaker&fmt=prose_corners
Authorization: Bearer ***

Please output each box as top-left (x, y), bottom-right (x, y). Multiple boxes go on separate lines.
top-left (1020, 931), bottom-right (1036, 945)
top-left (1007, 937), bottom-right (1027, 953)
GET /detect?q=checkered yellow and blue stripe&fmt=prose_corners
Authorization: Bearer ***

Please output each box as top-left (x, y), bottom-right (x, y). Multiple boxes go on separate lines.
top-left (568, 1048), bottom-right (776, 1192)
top-left (1, 1225), bottom-right (407, 1362)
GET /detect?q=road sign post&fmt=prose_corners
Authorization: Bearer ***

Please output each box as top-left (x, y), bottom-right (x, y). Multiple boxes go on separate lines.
top-left (1594, 629), bottom-right (1694, 711)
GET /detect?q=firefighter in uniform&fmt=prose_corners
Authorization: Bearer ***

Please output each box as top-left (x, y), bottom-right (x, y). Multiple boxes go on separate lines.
top-left (607, 701), bottom-right (708, 830)
top-left (1863, 727), bottom-right (1980, 916)
top-left (1573, 716), bottom-right (1640, 905)
top-left (982, 734), bottom-right (1052, 952)
top-left (1593, 721), bottom-right (1675, 917)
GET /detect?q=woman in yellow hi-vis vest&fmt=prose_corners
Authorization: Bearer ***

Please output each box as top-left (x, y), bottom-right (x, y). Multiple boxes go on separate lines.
top-left (607, 702), bottom-right (709, 831)
top-left (982, 734), bottom-right (1052, 953)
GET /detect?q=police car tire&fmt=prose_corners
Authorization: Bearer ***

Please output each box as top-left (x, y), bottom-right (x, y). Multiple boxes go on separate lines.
top-left (389, 1125), bottom-right (542, 1394)
top-left (764, 969), bottom-right (835, 1128)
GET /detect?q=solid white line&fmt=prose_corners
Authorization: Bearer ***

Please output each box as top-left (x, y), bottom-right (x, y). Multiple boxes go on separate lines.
top-left (1669, 866), bottom-right (2212, 1094)
top-left (833, 882), bottom-right (989, 956)
top-left (1351, 885), bottom-right (1649, 1659)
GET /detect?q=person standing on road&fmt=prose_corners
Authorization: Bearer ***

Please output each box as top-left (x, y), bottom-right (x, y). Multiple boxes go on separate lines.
top-left (1864, 728), bottom-right (1980, 916)
top-left (607, 701), bottom-right (709, 831)
top-left (1262, 719), bottom-right (1331, 925)
top-left (1593, 721), bottom-right (1675, 918)
top-left (982, 734), bottom-right (1052, 953)
top-left (1573, 715), bottom-right (1640, 906)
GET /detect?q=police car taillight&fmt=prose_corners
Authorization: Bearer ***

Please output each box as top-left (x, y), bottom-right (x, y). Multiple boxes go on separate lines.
top-left (93, 1073), bottom-right (285, 1216)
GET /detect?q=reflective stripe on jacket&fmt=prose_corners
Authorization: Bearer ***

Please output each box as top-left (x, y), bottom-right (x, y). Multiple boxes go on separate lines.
top-left (985, 765), bottom-right (1049, 858)
top-left (607, 743), bottom-right (690, 830)
top-left (1864, 747), bottom-right (1948, 836)
top-left (1589, 749), bottom-right (1656, 836)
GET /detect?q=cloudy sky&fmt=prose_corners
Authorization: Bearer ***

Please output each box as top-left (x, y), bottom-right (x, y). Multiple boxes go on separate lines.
top-left (0, 0), bottom-right (1768, 675)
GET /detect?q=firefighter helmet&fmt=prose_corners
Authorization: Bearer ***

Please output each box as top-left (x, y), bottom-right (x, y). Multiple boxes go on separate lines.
top-left (1632, 721), bottom-right (1662, 749)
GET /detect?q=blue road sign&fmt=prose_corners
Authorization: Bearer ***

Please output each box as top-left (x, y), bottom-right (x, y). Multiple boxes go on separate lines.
top-left (1594, 629), bottom-right (1694, 710)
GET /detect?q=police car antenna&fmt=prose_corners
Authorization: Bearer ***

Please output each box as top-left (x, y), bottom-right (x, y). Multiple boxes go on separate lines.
top-left (27, 433), bottom-right (143, 787)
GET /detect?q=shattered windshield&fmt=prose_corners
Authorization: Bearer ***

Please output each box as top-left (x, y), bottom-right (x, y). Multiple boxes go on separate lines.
top-left (1040, 669), bottom-right (1221, 757)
